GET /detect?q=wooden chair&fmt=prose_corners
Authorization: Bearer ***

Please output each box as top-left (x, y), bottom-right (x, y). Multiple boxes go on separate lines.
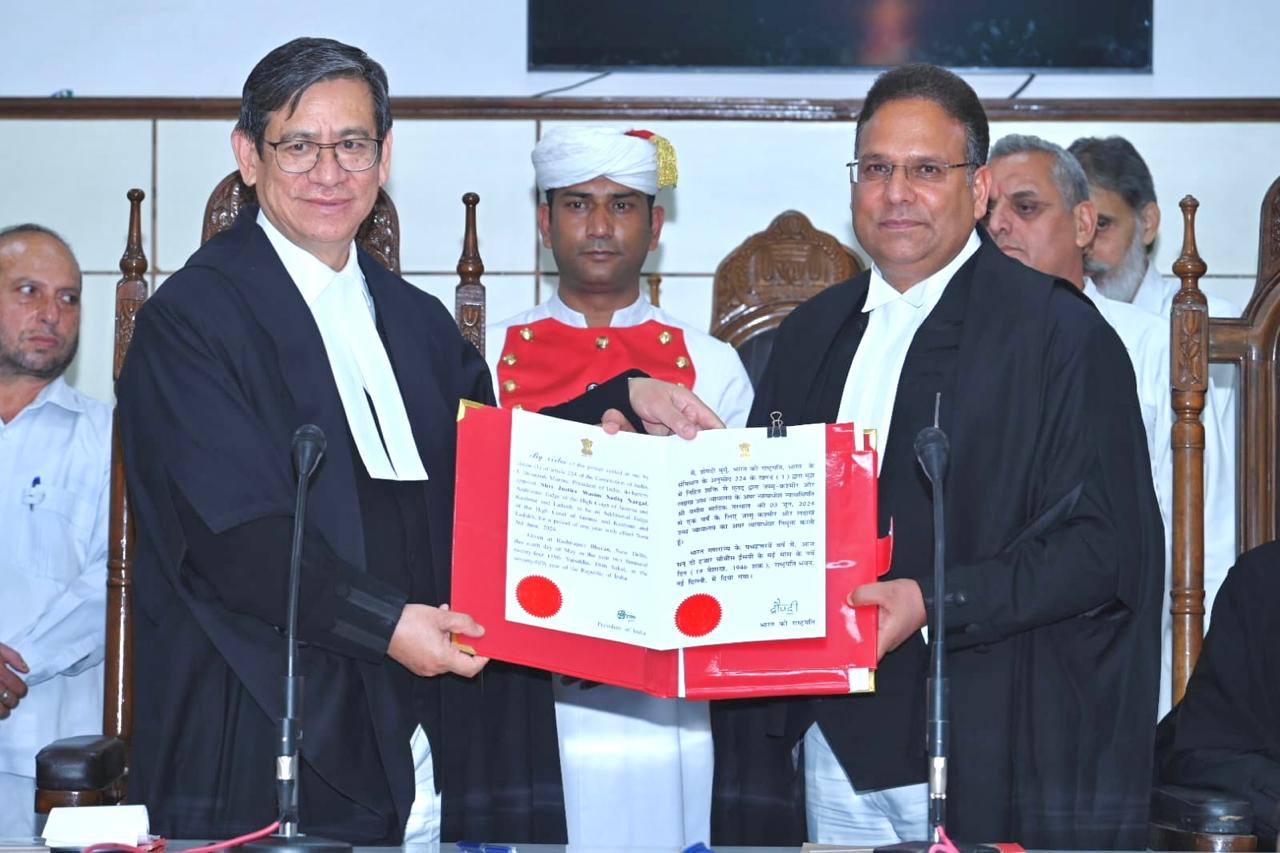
top-left (34, 188), bottom-right (487, 818)
top-left (1149, 185), bottom-right (1280, 851)
top-left (711, 210), bottom-right (863, 385)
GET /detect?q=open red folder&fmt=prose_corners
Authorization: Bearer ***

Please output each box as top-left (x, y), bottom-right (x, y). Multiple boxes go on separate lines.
top-left (451, 404), bottom-right (892, 699)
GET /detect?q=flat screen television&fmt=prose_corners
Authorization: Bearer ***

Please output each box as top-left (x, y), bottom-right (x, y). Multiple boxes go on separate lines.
top-left (528, 0), bottom-right (1152, 73)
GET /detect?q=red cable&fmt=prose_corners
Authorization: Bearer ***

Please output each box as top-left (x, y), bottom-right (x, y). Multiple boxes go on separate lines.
top-left (82, 820), bottom-right (280, 853)
top-left (928, 824), bottom-right (961, 853)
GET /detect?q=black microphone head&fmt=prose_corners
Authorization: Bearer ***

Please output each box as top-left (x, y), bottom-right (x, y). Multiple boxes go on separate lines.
top-left (914, 424), bottom-right (950, 484)
top-left (292, 424), bottom-right (327, 481)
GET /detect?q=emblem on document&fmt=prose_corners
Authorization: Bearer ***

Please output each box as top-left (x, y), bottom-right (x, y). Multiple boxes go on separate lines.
top-left (581, 438), bottom-right (594, 457)
top-left (739, 442), bottom-right (751, 459)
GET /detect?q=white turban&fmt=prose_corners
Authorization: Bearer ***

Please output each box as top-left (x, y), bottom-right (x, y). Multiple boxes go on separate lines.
top-left (532, 126), bottom-right (677, 195)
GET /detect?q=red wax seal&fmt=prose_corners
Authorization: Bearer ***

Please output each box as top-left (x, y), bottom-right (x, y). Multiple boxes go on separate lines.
top-left (675, 594), bottom-right (722, 637)
top-left (516, 575), bottom-right (562, 618)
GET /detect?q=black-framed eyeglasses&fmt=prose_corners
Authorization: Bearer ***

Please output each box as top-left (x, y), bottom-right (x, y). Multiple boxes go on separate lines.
top-left (847, 159), bottom-right (975, 185)
top-left (266, 137), bottom-right (384, 173)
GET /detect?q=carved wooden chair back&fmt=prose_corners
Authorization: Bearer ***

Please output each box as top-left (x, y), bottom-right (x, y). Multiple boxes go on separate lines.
top-left (1169, 182), bottom-right (1280, 707)
top-left (711, 210), bottom-right (863, 385)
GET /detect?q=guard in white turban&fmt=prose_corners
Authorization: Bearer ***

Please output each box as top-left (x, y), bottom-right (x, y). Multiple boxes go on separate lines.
top-left (485, 128), bottom-right (752, 847)
top-left (532, 126), bottom-right (678, 195)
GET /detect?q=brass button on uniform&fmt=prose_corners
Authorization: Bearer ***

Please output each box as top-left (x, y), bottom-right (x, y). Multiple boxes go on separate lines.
top-left (675, 356), bottom-right (689, 369)
top-left (595, 335), bottom-right (610, 350)
top-left (502, 379), bottom-right (518, 393)
top-left (502, 352), bottom-right (517, 366)
top-left (658, 330), bottom-right (673, 345)
top-left (519, 327), bottom-right (534, 341)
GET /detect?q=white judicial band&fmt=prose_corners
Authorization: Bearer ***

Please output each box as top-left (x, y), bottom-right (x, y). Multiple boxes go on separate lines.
top-left (259, 211), bottom-right (428, 481)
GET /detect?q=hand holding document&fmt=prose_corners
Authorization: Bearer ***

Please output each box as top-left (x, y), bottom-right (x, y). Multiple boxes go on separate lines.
top-left (452, 404), bottom-right (891, 699)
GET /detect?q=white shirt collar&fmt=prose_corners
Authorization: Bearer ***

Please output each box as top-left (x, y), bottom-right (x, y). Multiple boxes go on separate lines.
top-left (864, 229), bottom-right (981, 314)
top-left (258, 210), bottom-right (371, 315)
top-left (27, 377), bottom-right (83, 415)
top-left (545, 290), bottom-right (650, 328)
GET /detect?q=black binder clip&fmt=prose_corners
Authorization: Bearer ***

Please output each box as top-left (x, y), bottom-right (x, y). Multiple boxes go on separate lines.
top-left (767, 410), bottom-right (787, 438)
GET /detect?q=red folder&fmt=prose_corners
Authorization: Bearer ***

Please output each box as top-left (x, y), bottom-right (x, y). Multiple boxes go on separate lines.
top-left (451, 404), bottom-right (891, 699)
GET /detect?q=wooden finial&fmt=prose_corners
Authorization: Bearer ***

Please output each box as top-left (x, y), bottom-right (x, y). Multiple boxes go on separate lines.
top-left (1169, 192), bottom-right (1209, 709)
top-left (114, 189), bottom-right (151, 381)
top-left (647, 273), bottom-right (662, 307)
top-left (455, 192), bottom-right (486, 353)
top-left (1173, 195), bottom-right (1208, 285)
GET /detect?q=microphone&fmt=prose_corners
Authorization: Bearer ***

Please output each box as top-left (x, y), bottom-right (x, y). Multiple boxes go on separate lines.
top-left (239, 425), bottom-right (349, 853)
top-left (292, 424), bottom-right (327, 481)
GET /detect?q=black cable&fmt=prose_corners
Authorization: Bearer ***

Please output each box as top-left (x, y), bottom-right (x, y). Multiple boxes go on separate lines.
top-left (1008, 72), bottom-right (1036, 99)
top-left (531, 70), bottom-right (612, 98)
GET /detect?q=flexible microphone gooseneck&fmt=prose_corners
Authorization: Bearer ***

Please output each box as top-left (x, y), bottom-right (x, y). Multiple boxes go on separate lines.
top-left (913, 396), bottom-right (951, 840)
top-left (238, 425), bottom-right (350, 853)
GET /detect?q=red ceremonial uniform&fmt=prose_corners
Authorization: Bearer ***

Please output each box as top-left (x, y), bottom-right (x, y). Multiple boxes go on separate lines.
top-left (495, 317), bottom-right (697, 411)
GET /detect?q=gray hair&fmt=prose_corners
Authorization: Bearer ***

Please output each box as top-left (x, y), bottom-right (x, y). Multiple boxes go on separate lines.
top-left (991, 134), bottom-right (1091, 209)
top-left (0, 223), bottom-right (80, 276)
top-left (236, 37), bottom-right (392, 156)
top-left (1068, 135), bottom-right (1157, 214)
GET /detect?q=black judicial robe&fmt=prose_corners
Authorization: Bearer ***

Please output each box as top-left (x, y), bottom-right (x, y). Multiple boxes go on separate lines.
top-left (711, 237), bottom-right (1163, 849)
top-left (117, 208), bottom-right (568, 843)
top-left (1157, 542), bottom-right (1280, 848)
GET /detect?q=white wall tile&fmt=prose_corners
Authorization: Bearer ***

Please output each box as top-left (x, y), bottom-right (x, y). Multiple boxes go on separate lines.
top-left (0, 121), bottom-right (151, 273)
top-left (405, 273), bottom-right (538, 328)
top-left (386, 121), bottom-right (540, 272)
top-left (64, 273), bottom-right (120, 405)
top-left (154, 120), bottom-right (238, 272)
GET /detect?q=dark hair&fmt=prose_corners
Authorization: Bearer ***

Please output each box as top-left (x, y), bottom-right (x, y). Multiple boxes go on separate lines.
top-left (855, 63), bottom-right (988, 169)
top-left (1068, 136), bottom-right (1157, 213)
top-left (0, 223), bottom-right (80, 273)
top-left (236, 37), bottom-right (391, 155)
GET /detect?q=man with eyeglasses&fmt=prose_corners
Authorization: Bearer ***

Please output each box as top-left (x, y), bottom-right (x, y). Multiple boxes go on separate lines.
top-left (117, 37), bottom-right (718, 845)
top-left (711, 64), bottom-right (1161, 849)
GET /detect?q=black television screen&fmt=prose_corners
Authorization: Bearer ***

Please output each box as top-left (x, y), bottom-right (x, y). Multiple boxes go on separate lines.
top-left (529, 0), bottom-right (1152, 73)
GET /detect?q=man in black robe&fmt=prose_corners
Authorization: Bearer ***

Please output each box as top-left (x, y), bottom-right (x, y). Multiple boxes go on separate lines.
top-left (710, 64), bottom-right (1162, 849)
top-left (1157, 542), bottom-right (1280, 849)
top-left (117, 37), bottom-right (716, 844)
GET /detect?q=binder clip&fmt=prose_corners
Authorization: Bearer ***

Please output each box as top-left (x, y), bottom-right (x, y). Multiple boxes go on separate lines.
top-left (767, 411), bottom-right (786, 438)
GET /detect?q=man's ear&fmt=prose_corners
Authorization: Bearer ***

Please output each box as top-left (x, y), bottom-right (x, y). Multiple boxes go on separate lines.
top-left (377, 127), bottom-right (393, 187)
top-left (648, 205), bottom-right (666, 251)
top-left (231, 129), bottom-right (260, 187)
top-left (1139, 200), bottom-right (1160, 248)
top-left (1074, 200), bottom-right (1098, 249)
top-left (969, 165), bottom-right (993, 221)
top-left (537, 203), bottom-right (553, 249)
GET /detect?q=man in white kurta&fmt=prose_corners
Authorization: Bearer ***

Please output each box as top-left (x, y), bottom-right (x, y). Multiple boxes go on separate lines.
top-left (0, 225), bottom-right (109, 835)
top-left (485, 127), bottom-right (753, 847)
top-left (1070, 135), bottom-right (1239, 716)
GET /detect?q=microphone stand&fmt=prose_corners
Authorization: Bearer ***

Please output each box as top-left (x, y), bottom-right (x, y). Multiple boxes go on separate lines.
top-left (877, 394), bottom-right (962, 853)
top-left (240, 425), bottom-right (350, 853)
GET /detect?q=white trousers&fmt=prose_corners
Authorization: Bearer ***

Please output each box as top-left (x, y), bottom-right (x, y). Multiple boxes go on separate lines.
top-left (402, 725), bottom-right (441, 843)
top-left (804, 723), bottom-right (928, 845)
top-left (0, 771), bottom-right (35, 837)
top-left (555, 680), bottom-right (713, 847)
